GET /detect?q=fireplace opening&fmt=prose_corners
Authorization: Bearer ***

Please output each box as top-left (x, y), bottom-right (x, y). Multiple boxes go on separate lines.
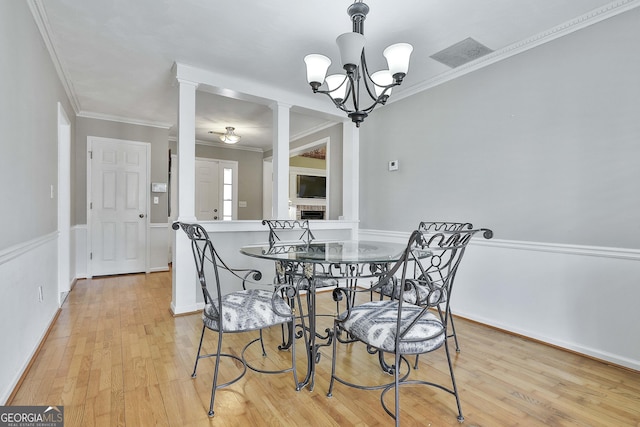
top-left (300, 210), bottom-right (324, 220)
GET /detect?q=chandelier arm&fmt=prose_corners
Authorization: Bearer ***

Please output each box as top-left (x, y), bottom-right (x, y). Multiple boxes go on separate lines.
top-left (359, 52), bottom-right (380, 103)
top-left (312, 90), bottom-right (351, 113)
top-left (348, 71), bottom-right (360, 112)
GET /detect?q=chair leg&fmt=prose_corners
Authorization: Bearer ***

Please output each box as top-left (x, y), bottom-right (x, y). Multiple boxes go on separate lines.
top-left (208, 331), bottom-right (225, 417)
top-left (192, 325), bottom-right (206, 378)
top-left (289, 318), bottom-right (299, 390)
top-left (258, 329), bottom-right (268, 357)
top-left (326, 324), bottom-right (339, 397)
top-left (443, 339), bottom-right (464, 423)
top-left (394, 351), bottom-right (401, 427)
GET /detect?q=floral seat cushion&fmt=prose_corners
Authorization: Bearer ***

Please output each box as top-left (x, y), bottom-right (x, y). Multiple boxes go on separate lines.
top-left (338, 300), bottom-right (445, 354)
top-left (203, 289), bottom-right (292, 332)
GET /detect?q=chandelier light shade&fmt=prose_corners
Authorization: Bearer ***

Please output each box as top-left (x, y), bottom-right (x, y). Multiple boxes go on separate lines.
top-left (303, 1), bottom-right (413, 127)
top-left (219, 126), bottom-right (241, 144)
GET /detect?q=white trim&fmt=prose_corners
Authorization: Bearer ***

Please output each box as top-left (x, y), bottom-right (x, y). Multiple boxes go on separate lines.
top-left (290, 121), bottom-right (338, 142)
top-left (359, 228), bottom-right (640, 261)
top-left (457, 309), bottom-right (640, 372)
top-left (391, 0), bottom-right (640, 104)
top-left (78, 111), bottom-right (171, 130)
top-left (57, 103), bottom-right (72, 305)
top-left (0, 232), bottom-right (58, 266)
top-left (27, 1), bottom-right (80, 115)
top-left (196, 138), bottom-right (264, 153)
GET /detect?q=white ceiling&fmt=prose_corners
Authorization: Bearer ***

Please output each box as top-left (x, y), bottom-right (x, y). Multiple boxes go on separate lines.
top-left (32, 0), bottom-right (631, 150)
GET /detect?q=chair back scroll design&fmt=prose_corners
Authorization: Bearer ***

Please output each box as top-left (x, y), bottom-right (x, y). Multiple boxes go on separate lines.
top-left (417, 221), bottom-right (473, 233)
top-left (262, 219), bottom-right (315, 247)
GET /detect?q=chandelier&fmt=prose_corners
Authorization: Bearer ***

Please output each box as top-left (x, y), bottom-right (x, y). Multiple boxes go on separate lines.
top-left (304, 1), bottom-right (413, 127)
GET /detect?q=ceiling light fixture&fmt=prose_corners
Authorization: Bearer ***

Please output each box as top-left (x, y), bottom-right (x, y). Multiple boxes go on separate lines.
top-left (219, 126), bottom-right (241, 144)
top-left (303, 1), bottom-right (413, 127)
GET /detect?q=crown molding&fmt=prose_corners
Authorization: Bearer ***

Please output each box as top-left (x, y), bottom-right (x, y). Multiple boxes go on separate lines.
top-left (168, 136), bottom-right (264, 153)
top-left (290, 120), bottom-right (341, 143)
top-left (391, 0), bottom-right (640, 103)
top-left (77, 111), bottom-right (172, 129)
top-left (27, 0), bottom-right (81, 115)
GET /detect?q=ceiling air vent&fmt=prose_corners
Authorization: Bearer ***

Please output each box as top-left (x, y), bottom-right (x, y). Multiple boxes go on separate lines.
top-left (430, 37), bottom-right (493, 68)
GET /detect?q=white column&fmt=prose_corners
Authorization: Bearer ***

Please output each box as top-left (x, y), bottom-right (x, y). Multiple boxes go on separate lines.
top-left (171, 78), bottom-right (199, 315)
top-left (270, 102), bottom-right (291, 219)
top-left (342, 122), bottom-right (359, 234)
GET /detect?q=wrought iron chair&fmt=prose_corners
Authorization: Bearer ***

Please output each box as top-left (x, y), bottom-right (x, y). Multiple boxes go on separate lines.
top-left (377, 221), bottom-right (491, 353)
top-left (262, 219), bottom-right (338, 349)
top-left (328, 228), bottom-right (480, 425)
top-left (173, 222), bottom-right (298, 417)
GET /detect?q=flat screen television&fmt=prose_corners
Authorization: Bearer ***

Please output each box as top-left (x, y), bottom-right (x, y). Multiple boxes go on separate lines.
top-left (296, 175), bottom-right (326, 199)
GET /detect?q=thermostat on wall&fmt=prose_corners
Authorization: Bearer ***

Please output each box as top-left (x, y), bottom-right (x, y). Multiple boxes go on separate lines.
top-left (151, 182), bottom-right (167, 192)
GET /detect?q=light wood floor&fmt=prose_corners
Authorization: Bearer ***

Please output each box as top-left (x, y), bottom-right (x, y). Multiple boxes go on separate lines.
top-left (9, 271), bottom-right (640, 426)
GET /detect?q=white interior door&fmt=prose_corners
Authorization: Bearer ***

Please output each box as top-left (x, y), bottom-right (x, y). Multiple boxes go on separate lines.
top-left (89, 137), bottom-right (149, 276)
top-left (195, 159), bottom-right (220, 220)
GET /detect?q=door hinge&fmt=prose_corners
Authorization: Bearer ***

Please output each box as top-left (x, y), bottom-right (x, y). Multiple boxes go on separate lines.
top-left (90, 252), bottom-right (93, 260)
top-left (89, 150), bottom-right (92, 159)
top-left (89, 202), bottom-right (92, 209)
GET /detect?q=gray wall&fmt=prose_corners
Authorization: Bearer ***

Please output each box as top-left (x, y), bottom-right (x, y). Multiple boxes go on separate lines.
top-left (75, 117), bottom-right (169, 224)
top-left (359, 8), bottom-right (640, 249)
top-left (0, 1), bottom-right (76, 251)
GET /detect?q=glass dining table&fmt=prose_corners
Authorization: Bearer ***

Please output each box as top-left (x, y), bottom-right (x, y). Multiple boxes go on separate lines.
top-left (240, 239), bottom-right (422, 391)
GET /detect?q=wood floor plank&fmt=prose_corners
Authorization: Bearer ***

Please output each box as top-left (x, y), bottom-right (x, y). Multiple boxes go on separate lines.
top-left (8, 271), bottom-right (640, 426)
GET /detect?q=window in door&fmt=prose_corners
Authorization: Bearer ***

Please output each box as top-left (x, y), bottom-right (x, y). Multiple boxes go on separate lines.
top-left (222, 167), bottom-right (234, 221)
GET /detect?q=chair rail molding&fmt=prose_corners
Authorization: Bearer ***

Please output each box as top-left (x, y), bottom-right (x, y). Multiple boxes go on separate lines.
top-left (359, 228), bottom-right (640, 371)
top-left (0, 232), bottom-right (58, 266)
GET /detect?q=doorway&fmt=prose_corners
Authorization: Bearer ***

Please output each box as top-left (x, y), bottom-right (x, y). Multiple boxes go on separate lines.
top-left (87, 136), bottom-right (150, 277)
top-left (195, 157), bottom-right (238, 221)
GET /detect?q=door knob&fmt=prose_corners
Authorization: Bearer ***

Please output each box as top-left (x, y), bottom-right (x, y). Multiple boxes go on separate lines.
top-left (139, 213), bottom-right (145, 218)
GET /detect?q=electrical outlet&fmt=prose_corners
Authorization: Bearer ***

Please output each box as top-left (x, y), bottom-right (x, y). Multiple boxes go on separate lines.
top-left (388, 160), bottom-right (399, 171)
top-left (38, 286), bottom-right (44, 302)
